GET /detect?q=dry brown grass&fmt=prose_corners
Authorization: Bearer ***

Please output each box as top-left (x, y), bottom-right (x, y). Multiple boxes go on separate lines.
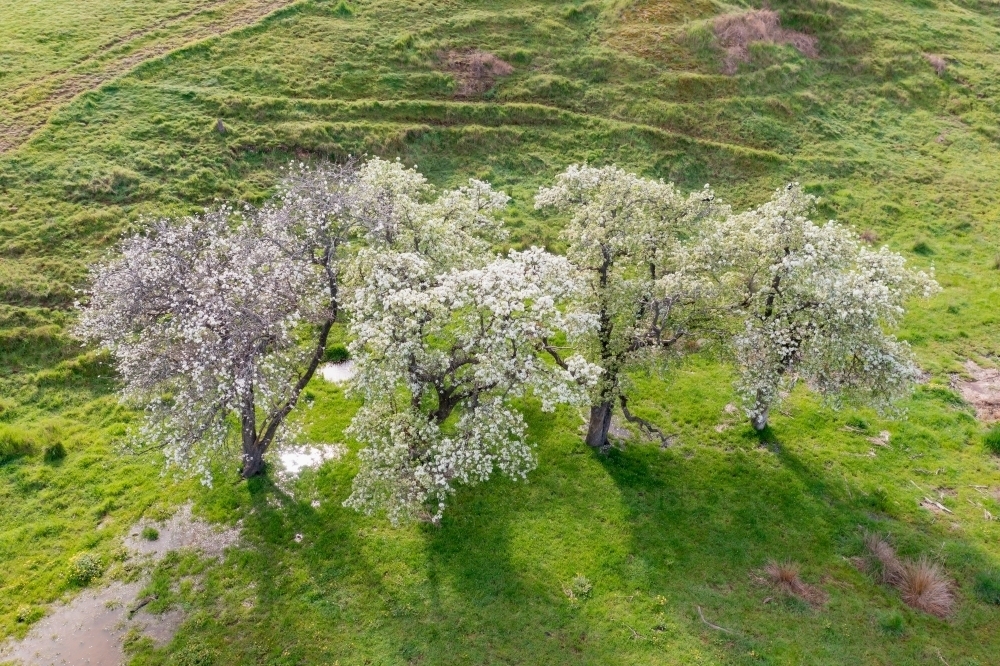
top-left (898, 557), bottom-right (954, 617)
top-left (924, 53), bottom-right (947, 76)
top-left (713, 9), bottom-right (817, 74)
top-left (438, 50), bottom-right (514, 97)
top-left (860, 229), bottom-right (880, 245)
top-left (764, 560), bottom-right (827, 605)
top-left (861, 533), bottom-right (954, 617)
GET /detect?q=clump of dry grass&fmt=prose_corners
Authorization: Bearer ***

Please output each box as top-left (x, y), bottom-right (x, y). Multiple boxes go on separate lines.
top-left (860, 533), bottom-right (954, 617)
top-left (712, 9), bottom-right (817, 74)
top-left (438, 49), bottom-right (514, 97)
top-left (764, 560), bottom-right (827, 605)
top-left (898, 557), bottom-right (954, 617)
top-left (924, 53), bottom-right (947, 76)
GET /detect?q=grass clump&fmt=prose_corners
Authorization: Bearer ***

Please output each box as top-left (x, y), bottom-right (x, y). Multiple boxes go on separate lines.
top-left (331, 1), bottom-right (355, 17)
top-left (0, 424), bottom-right (36, 460)
top-left (983, 425), bottom-right (1000, 455)
top-left (67, 553), bottom-right (103, 585)
top-left (43, 441), bottom-right (66, 462)
top-left (876, 609), bottom-right (906, 635)
top-left (763, 560), bottom-right (827, 605)
top-left (974, 570), bottom-right (1000, 605)
top-left (861, 534), bottom-right (954, 617)
top-left (141, 526), bottom-right (160, 541)
top-left (324, 344), bottom-right (350, 364)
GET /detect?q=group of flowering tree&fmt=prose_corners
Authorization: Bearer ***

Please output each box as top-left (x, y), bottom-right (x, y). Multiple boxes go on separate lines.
top-left (77, 158), bottom-right (937, 522)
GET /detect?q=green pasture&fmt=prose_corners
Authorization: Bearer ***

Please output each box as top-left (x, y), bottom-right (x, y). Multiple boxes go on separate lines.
top-left (2, 0), bottom-right (1000, 663)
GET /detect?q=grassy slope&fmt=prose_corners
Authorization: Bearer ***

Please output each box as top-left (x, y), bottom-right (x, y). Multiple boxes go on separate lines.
top-left (2, 0), bottom-right (1000, 663)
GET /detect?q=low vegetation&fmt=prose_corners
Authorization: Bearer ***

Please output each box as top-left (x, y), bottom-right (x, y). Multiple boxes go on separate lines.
top-left (3, 0), bottom-right (1000, 664)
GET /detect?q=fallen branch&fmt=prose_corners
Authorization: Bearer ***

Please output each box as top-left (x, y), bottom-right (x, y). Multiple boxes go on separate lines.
top-left (922, 497), bottom-right (953, 514)
top-left (697, 606), bottom-right (735, 634)
top-left (128, 594), bottom-right (158, 618)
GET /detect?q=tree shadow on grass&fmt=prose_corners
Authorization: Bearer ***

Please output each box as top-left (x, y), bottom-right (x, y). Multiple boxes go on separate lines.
top-left (596, 423), bottom-right (1000, 664)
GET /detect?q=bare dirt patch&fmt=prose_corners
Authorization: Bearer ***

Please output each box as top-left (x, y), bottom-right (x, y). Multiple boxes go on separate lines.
top-left (438, 50), bottom-right (514, 97)
top-left (713, 9), bottom-right (817, 74)
top-left (954, 360), bottom-right (1000, 422)
top-left (125, 502), bottom-right (241, 560)
top-left (1, 505), bottom-right (242, 665)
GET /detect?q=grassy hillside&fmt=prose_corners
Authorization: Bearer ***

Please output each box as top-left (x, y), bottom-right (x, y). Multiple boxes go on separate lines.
top-left (2, 0), bottom-right (1000, 664)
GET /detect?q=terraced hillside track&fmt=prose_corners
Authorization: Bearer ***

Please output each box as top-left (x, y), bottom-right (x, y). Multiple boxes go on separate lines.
top-left (0, 0), bottom-right (298, 154)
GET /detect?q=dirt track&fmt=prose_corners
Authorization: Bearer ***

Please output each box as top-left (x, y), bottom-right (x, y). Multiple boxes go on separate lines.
top-left (0, 0), bottom-right (296, 154)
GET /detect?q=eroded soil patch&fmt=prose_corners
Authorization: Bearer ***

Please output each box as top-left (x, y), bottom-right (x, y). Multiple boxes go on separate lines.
top-left (713, 9), bottom-right (817, 74)
top-left (954, 360), bottom-right (1000, 422)
top-left (438, 50), bottom-right (513, 97)
top-left (1, 505), bottom-right (241, 665)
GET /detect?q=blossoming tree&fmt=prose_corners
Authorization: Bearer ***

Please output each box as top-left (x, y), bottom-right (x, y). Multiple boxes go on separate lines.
top-left (344, 160), bottom-right (600, 523)
top-left (534, 165), bottom-right (725, 451)
top-left (692, 183), bottom-right (940, 430)
top-left (76, 161), bottom-right (359, 480)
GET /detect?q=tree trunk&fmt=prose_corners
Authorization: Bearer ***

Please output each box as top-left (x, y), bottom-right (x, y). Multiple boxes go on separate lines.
top-left (240, 387), bottom-right (265, 478)
top-left (750, 406), bottom-right (769, 431)
top-left (585, 400), bottom-right (614, 450)
top-left (241, 442), bottom-right (266, 478)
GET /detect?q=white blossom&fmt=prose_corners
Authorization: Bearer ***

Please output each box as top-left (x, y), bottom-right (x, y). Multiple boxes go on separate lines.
top-left (75, 161), bottom-right (361, 480)
top-left (535, 164), bottom-right (725, 449)
top-left (691, 183), bottom-right (940, 429)
top-left (343, 163), bottom-right (598, 522)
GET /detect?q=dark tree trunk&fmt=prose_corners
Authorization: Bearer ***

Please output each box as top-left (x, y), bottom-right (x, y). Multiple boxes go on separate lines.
top-left (240, 387), bottom-right (265, 478)
top-left (241, 442), bottom-right (266, 478)
top-left (585, 400), bottom-right (614, 450)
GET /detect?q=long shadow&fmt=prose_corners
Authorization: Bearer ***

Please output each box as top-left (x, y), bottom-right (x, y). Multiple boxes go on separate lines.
top-left (597, 423), bottom-right (1000, 664)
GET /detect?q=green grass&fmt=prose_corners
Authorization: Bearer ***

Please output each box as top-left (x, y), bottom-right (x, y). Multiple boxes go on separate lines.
top-left (3, 0), bottom-right (1000, 664)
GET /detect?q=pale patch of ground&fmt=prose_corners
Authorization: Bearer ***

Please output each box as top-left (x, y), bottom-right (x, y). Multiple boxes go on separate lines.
top-left (1, 505), bottom-right (242, 665)
top-left (954, 360), bottom-right (1000, 422)
top-left (319, 360), bottom-right (355, 384)
top-left (277, 444), bottom-right (347, 477)
top-left (125, 503), bottom-right (241, 560)
top-left (273, 444), bottom-right (347, 498)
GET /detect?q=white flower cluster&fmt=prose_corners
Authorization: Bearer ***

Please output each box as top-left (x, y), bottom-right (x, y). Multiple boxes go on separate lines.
top-left (344, 162), bottom-right (600, 523)
top-left (535, 164), bottom-right (725, 447)
top-left (690, 183), bottom-right (940, 429)
top-left (76, 161), bottom-right (362, 481)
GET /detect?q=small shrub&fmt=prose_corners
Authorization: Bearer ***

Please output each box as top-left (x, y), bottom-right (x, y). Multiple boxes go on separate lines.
top-left (974, 569), bottom-right (1000, 605)
top-left (332, 0), bottom-right (354, 17)
top-left (564, 573), bottom-right (593, 601)
top-left (43, 441), bottom-right (66, 462)
top-left (141, 526), bottom-right (160, 541)
top-left (15, 605), bottom-right (42, 624)
top-left (912, 240), bottom-right (934, 256)
top-left (898, 557), bottom-right (954, 618)
top-left (68, 552), bottom-right (103, 585)
top-left (983, 425), bottom-right (1000, 455)
top-left (325, 344), bottom-right (350, 363)
top-left (876, 609), bottom-right (905, 635)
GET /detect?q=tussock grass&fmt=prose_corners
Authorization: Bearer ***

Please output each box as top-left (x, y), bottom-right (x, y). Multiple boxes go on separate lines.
top-left (861, 533), bottom-right (954, 617)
